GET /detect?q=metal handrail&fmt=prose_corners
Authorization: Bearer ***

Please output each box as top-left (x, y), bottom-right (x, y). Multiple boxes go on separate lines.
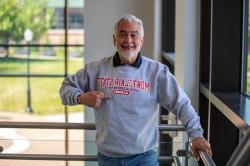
top-left (226, 128), bottom-right (250, 166)
top-left (0, 122), bottom-right (96, 130)
top-left (159, 124), bottom-right (185, 131)
top-left (0, 122), bottom-right (185, 131)
top-left (0, 153), bottom-right (178, 162)
top-left (198, 150), bottom-right (216, 166)
top-left (0, 154), bottom-right (97, 161)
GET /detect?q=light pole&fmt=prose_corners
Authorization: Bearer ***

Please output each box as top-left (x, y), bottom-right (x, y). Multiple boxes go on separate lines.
top-left (24, 29), bottom-right (33, 113)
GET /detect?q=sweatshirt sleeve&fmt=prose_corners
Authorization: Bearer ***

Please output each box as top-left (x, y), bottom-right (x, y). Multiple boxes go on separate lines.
top-left (59, 66), bottom-right (89, 105)
top-left (157, 66), bottom-right (204, 139)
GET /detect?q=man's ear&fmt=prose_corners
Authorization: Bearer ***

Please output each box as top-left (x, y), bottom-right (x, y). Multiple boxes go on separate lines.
top-left (139, 37), bottom-right (144, 50)
top-left (141, 37), bottom-right (144, 45)
top-left (113, 35), bottom-right (116, 46)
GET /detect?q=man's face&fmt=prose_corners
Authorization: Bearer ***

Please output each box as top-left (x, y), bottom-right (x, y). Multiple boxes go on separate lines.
top-left (113, 20), bottom-right (144, 64)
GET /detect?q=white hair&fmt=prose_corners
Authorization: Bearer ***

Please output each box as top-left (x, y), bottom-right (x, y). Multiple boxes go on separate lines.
top-left (113, 14), bottom-right (144, 37)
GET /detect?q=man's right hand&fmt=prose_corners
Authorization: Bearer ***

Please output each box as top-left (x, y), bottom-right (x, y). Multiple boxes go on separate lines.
top-left (79, 91), bottom-right (111, 108)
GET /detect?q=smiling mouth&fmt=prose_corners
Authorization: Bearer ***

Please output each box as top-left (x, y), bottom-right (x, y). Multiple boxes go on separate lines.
top-left (121, 44), bottom-right (135, 50)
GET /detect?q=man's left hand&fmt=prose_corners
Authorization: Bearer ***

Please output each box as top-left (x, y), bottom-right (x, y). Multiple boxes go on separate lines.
top-left (191, 137), bottom-right (212, 161)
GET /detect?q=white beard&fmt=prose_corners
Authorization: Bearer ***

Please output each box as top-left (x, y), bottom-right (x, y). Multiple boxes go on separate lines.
top-left (120, 50), bottom-right (134, 58)
top-left (116, 45), bottom-right (141, 62)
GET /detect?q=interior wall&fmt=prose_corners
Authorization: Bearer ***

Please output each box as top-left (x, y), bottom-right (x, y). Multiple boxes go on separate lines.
top-left (175, 0), bottom-right (200, 108)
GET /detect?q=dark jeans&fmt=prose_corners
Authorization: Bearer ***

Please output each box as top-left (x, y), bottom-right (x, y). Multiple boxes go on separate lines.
top-left (97, 150), bottom-right (158, 166)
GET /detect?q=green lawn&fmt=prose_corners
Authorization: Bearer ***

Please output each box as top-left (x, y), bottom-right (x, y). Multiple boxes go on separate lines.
top-left (0, 57), bottom-right (83, 75)
top-left (0, 56), bottom-right (84, 115)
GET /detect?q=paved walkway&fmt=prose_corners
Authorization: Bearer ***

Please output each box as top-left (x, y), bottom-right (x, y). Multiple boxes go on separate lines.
top-left (0, 112), bottom-right (91, 166)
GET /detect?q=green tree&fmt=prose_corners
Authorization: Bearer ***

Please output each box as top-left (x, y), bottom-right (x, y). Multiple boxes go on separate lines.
top-left (0, 0), bottom-right (54, 44)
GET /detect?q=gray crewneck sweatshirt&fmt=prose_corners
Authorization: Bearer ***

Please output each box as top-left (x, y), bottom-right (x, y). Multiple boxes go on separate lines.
top-left (59, 55), bottom-right (203, 157)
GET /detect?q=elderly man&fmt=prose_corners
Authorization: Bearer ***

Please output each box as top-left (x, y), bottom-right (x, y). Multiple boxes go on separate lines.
top-left (60, 14), bottom-right (211, 166)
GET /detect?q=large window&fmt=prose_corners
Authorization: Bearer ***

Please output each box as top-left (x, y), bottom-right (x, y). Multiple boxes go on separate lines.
top-left (0, 0), bottom-right (84, 118)
top-left (199, 0), bottom-right (250, 164)
top-left (0, 0), bottom-right (86, 165)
